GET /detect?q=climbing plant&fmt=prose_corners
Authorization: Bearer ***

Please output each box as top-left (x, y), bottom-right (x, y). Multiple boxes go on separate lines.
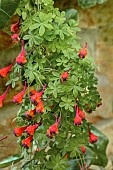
top-left (0, 0), bottom-right (108, 169)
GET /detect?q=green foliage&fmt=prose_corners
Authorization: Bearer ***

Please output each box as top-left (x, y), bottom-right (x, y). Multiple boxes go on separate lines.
top-left (0, 0), bottom-right (20, 29)
top-left (78, 0), bottom-right (107, 9)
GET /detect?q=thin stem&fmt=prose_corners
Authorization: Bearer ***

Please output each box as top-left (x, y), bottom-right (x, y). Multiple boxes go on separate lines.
top-left (0, 136), bottom-right (8, 141)
top-left (77, 151), bottom-right (84, 168)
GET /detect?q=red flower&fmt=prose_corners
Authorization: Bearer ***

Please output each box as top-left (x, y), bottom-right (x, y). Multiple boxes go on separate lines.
top-left (30, 92), bottom-right (43, 105)
top-left (30, 85), bottom-right (46, 105)
top-left (46, 115), bottom-right (60, 138)
top-left (13, 82), bottom-right (26, 104)
top-left (89, 132), bottom-right (98, 144)
top-left (0, 86), bottom-right (10, 108)
top-left (78, 43), bottom-right (88, 59)
top-left (36, 101), bottom-right (44, 114)
top-left (74, 105), bottom-right (82, 126)
top-left (26, 124), bottom-right (39, 135)
top-left (29, 89), bottom-right (38, 96)
top-left (13, 126), bottom-right (27, 137)
top-left (0, 62), bottom-right (14, 78)
top-left (22, 136), bottom-right (33, 148)
top-left (60, 68), bottom-right (72, 83)
top-left (74, 116), bottom-right (82, 126)
top-left (25, 109), bottom-right (35, 120)
top-left (16, 40), bottom-right (27, 65)
top-left (11, 20), bottom-right (20, 33)
top-left (46, 122), bottom-right (59, 138)
top-left (79, 146), bottom-right (86, 153)
top-left (11, 34), bottom-right (20, 43)
top-left (78, 107), bottom-right (85, 120)
top-left (64, 154), bottom-right (68, 158)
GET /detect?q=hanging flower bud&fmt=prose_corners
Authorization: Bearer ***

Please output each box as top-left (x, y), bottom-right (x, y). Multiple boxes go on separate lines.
top-left (36, 101), bottom-right (44, 114)
top-left (79, 146), bottom-right (86, 153)
top-left (11, 34), bottom-right (20, 43)
top-left (78, 107), bottom-right (85, 120)
top-left (88, 124), bottom-right (98, 144)
top-left (16, 40), bottom-right (27, 65)
top-left (22, 136), bottom-right (33, 148)
top-left (96, 101), bottom-right (102, 107)
top-left (30, 84), bottom-right (46, 105)
top-left (74, 105), bottom-right (82, 126)
top-left (89, 132), bottom-right (98, 144)
top-left (60, 68), bottom-right (72, 83)
top-left (11, 20), bottom-right (20, 33)
top-left (13, 82), bottom-right (26, 104)
top-left (64, 154), bottom-right (69, 158)
top-left (13, 126), bottom-right (27, 137)
top-left (24, 109), bottom-right (35, 120)
top-left (0, 62), bottom-right (14, 78)
top-left (78, 43), bottom-right (88, 59)
top-left (26, 124), bottom-right (39, 136)
top-left (0, 86), bottom-right (10, 108)
top-left (46, 115), bottom-right (60, 138)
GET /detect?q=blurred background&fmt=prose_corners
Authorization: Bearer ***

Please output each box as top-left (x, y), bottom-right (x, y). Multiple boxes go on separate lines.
top-left (0, 0), bottom-right (113, 169)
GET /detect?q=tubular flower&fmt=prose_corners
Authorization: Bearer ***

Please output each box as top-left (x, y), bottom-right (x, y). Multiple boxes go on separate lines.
top-left (11, 20), bottom-right (20, 33)
top-left (79, 146), bottom-right (86, 153)
top-left (78, 107), bottom-right (85, 120)
top-left (89, 132), bottom-right (98, 144)
top-left (30, 84), bottom-right (46, 105)
top-left (88, 124), bottom-right (98, 144)
top-left (13, 126), bottom-right (28, 137)
top-left (25, 109), bottom-right (35, 120)
top-left (0, 86), bottom-right (10, 108)
top-left (36, 101), bottom-right (44, 114)
top-left (78, 43), bottom-right (88, 59)
top-left (26, 124), bottom-right (39, 135)
top-left (13, 82), bottom-right (26, 104)
top-left (11, 34), bottom-right (20, 43)
top-left (60, 68), bottom-right (72, 83)
top-left (46, 115), bottom-right (60, 138)
top-left (16, 40), bottom-right (27, 65)
top-left (64, 154), bottom-right (69, 158)
top-left (74, 105), bottom-right (82, 126)
top-left (0, 62), bottom-right (14, 78)
top-left (22, 136), bottom-right (33, 148)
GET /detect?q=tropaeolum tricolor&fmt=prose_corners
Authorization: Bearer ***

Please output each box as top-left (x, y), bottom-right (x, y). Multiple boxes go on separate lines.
top-left (1, 1), bottom-right (105, 169)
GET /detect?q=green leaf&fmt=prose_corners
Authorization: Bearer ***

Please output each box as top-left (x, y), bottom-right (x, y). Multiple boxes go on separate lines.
top-left (0, 0), bottom-right (20, 29)
top-left (73, 87), bottom-right (78, 98)
top-left (59, 102), bottom-right (66, 107)
top-left (5, 80), bottom-right (12, 86)
top-left (22, 11), bottom-right (27, 20)
top-left (29, 23), bottom-right (40, 30)
top-left (70, 149), bottom-right (76, 158)
top-left (44, 23), bottom-right (53, 29)
top-left (65, 9), bottom-right (79, 21)
top-left (78, 0), bottom-right (107, 9)
top-left (39, 25), bottom-right (45, 36)
top-left (46, 162), bottom-right (55, 169)
top-left (0, 154), bottom-right (23, 168)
